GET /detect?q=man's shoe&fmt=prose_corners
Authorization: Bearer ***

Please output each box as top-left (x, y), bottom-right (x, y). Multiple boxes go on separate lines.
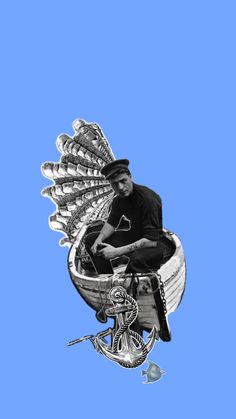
top-left (158, 318), bottom-right (171, 342)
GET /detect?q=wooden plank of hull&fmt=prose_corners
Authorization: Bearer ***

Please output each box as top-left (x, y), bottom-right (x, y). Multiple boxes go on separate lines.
top-left (166, 273), bottom-right (186, 313)
top-left (165, 271), bottom-right (185, 297)
top-left (165, 267), bottom-right (186, 314)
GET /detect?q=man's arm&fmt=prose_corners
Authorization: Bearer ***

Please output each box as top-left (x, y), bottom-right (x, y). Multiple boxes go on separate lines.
top-left (99, 238), bottom-right (157, 260)
top-left (118, 238), bottom-right (157, 255)
top-left (90, 222), bottom-right (115, 255)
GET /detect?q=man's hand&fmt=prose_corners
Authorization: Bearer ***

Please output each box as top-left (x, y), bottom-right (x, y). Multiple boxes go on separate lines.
top-left (90, 223), bottom-right (115, 255)
top-left (97, 243), bottom-right (121, 260)
top-left (91, 237), bottom-right (103, 255)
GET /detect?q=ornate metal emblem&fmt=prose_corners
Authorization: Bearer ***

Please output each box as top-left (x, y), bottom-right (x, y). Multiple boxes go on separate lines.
top-left (94, 286), bottom-right (158, 368)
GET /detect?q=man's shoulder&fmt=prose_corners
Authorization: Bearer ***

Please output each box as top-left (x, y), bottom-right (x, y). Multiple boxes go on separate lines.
top-left (133, 183), bottom-right (161, 203)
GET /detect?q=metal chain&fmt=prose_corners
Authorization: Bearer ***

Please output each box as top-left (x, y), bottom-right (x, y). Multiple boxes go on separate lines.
top-left (156, 273), bottom-right (167, 315)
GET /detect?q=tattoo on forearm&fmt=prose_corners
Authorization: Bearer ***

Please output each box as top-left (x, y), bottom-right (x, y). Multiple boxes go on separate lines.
top-left (126, 241), bottom-right (145, 252)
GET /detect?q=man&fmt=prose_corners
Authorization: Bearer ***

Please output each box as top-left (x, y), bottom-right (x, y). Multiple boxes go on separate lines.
top-left (85, 159), bottom-right (174, 341)
top-left (85, 159), bottom-right (174, 275)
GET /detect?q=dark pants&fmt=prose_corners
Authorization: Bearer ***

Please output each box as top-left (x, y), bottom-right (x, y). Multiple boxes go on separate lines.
top-left (84, 229), bottom-right (174, 274)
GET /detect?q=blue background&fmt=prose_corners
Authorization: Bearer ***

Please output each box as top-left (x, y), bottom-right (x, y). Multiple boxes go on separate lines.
top-left (1, 1), bottom-right (235, 418)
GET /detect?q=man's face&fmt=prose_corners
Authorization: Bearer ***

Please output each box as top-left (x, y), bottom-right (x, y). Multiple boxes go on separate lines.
top-left (109, 172), bottom-right (133, 198)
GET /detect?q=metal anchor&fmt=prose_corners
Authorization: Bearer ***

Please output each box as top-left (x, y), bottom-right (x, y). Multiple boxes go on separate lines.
top-left (94, 286), bottom-right (158, 368)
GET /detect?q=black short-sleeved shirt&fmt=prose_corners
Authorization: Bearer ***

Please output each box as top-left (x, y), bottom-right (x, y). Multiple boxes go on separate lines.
top-left (107, 183), bottom-right (163, 241)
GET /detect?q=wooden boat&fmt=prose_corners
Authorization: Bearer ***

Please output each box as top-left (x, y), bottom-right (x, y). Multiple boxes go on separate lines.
top-left (68, 223), bottom-right (186, 334)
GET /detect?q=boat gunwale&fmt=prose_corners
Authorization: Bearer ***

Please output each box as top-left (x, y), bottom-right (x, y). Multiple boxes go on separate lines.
top-left (68, 224), bottom-right (184, 282)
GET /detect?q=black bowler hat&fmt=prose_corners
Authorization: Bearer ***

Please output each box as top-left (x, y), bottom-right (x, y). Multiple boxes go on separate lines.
top-left (101, 159), bottom-right (130, 179)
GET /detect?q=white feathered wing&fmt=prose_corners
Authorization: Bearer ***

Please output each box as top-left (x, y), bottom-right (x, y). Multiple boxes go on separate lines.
top-left (41, 119), bottom-right (115, 247)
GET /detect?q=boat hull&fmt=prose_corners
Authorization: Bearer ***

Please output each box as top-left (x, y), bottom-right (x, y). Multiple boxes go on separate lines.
top-left (68, 225), bottom-right (186, 333)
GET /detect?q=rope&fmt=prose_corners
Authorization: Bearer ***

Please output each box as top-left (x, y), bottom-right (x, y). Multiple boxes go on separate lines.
top-left (112, 293), bottom-right (148, 368)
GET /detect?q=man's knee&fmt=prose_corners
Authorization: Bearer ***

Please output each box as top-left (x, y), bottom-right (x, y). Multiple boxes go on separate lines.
top-left (125, 251), bottom-right (148, 273)
top-left (126, 249), bottom-right (162, 273)
top-left (128, 251), bottom-right (143, 265)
